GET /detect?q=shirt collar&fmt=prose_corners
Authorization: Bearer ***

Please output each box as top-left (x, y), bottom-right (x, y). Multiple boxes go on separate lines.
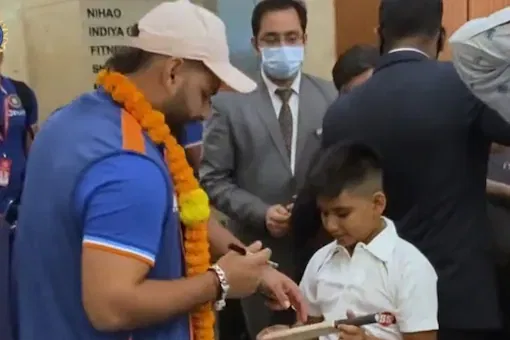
top-left (329, 217), bottom-right (398, 263)
top-left (261, 69), bottom-right (301, 96)
top-left (388, 47), bottom-right (430, 59)
top-left (363, 217), bottom-right (398, 262)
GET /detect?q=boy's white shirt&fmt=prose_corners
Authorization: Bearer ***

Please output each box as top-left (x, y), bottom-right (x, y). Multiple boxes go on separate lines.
top-left (299, 217), bottom-right (438, 340)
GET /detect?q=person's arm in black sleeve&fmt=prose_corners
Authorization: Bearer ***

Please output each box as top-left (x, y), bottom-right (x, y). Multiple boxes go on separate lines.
top-left (475, 103), bottom-right (510, 199)
top-left (477, 103), bottom-right (510, 145)
top-left (321, 98), bottom-right (342, 149)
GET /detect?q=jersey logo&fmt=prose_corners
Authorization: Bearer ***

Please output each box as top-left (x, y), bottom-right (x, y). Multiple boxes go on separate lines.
top-left (6, 94), bottom-right (26, 118)
top-left (7, 95), bottom-right (22, 110)
top-left (0, 21), bottom-right (7, 52)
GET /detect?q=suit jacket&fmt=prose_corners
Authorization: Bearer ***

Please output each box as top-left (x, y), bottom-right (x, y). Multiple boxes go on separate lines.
top-left (200, 73), bottom-right (336, 276)
top-left (290, 185), bottom-right (329, 281)
top-left (322, 51), bottom-right (510, 330)
top-left (0, 218), bottom-right (15, 340)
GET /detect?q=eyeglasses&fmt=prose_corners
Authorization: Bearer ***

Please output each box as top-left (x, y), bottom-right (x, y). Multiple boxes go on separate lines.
top-left (259, 32), bottom-right (304, 47)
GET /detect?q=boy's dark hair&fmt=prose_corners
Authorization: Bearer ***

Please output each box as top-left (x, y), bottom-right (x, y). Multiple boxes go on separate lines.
top-left (332, 45), bottom-right (379, 91)
top-left (307, 142), bottom-right (383, 199)
top-left (104, 24), bottom-right (155, 74)
top-left (378, 0), bottom-right (443, 52)
top-left (251, 0), bottom-right (307, 37)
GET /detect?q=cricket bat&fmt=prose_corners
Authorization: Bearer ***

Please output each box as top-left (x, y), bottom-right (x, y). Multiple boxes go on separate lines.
top-left (259, 312), bottom-right (396, 340)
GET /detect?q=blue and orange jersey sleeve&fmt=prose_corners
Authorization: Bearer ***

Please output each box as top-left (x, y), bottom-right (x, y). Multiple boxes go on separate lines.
top-left (76, 110), bottom-right (169, 266)
top-left (120, 110), bottom-right (145, 153)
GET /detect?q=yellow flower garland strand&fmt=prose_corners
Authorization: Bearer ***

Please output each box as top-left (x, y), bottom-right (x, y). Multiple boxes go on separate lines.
top-left (96, 70), bottom-right (215, 340)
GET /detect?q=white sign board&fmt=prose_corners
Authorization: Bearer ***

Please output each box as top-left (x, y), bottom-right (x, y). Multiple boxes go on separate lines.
top-left (82, 0), bottom-right (164, 88)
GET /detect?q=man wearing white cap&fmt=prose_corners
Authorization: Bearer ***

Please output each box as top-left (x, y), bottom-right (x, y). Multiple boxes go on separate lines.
top-left (450, 7), bottom-right (510, 122)
top-left (13, 1), bottom-right (305, 340)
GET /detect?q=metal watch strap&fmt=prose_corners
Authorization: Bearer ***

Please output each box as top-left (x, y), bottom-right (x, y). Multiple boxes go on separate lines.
top-left (208, 264), bottom-right (229, 311)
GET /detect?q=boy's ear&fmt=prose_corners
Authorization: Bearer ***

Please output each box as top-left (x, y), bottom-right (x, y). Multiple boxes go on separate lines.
top-left (373, 191), bottom-right (386, 215)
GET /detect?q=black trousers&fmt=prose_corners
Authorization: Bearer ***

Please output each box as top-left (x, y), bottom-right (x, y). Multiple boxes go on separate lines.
top-left (269, 309), bottom-right (295, 326)
top-left (438, 329), bottom-right (502, 340)
top-left (218, 299), bottom-right (248, 340)
top-left (218, 299), bottom-right (295, 340)
top-left (497, 263), bottom-right (510, 338)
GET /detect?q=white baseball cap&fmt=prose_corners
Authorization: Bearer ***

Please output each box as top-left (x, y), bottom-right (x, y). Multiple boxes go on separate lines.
top-left (130, 0), bottom-right (256, 93)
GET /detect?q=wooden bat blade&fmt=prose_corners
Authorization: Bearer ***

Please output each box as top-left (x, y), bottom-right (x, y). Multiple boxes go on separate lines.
top-left (259, 321), bottom-right (337, 340)
top-left (259, 313), bottom-right (395, 340)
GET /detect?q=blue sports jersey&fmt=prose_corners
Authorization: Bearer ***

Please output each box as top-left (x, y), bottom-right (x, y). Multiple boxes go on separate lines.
top-left (0, 77), bottom-right (37, 212)
top-left (14, 89), bottom-right (190, 340)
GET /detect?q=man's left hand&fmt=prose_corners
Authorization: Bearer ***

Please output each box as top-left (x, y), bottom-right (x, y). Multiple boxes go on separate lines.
top-left (258, 267), bottom-right (308, 323)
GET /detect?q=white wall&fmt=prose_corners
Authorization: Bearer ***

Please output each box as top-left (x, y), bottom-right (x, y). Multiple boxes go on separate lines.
top-left (302, 0), bottom-right (336, 80)
top-left (0, 0), bottom-right (29, 81)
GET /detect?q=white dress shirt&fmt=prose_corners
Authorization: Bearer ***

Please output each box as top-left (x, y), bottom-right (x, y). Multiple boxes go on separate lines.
top-left (261, 70), bottom-right (301, 174)
top-left (388, 47), bottom-right (430, 58)
top-left (449, 7), bottom-right (510, 122)
top-left (299, 218), bottom-right (438, 340)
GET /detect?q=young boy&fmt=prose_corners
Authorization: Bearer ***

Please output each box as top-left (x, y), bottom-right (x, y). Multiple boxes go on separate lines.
top-left (259, 142), bottom-right (438, 340)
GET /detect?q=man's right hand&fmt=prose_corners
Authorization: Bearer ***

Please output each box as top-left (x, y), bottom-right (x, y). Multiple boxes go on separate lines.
top-left (265, 204), bottom-right (291, 238)
top-left (216, 241), bottom-right (272, 298)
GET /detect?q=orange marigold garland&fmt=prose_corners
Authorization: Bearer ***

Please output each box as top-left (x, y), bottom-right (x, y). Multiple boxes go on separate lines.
top-left (96, 70), bottom-right (215, 340)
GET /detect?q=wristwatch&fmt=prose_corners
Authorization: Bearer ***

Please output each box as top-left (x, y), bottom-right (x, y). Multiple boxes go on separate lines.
top-left (208, 264), bottom-right (230, 311)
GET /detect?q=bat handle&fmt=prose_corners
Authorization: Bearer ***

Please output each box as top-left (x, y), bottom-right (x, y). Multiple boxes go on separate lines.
top-left (334, 314), bottom-right (377, 327)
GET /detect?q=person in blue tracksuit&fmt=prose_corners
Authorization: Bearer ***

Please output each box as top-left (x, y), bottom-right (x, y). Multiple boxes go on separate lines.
top-left (0, 52), bottom-right (38, 213)
top-left (0, 50), bottom-right (38, 340)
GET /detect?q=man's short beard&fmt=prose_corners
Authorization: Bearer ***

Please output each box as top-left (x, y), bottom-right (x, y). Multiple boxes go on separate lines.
top-left (161, 110), bottom-right (183, 140)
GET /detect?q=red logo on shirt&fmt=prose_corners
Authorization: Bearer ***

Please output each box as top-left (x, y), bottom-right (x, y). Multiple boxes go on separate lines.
top-left (376, 312), bottom-right (396, 326)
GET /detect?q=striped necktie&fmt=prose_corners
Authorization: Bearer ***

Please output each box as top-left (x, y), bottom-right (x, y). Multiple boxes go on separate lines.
top-left (275, 88), bottom-right (293, 158)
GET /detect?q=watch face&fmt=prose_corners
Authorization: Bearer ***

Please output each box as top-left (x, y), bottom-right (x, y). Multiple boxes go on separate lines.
top-left (214, 299), bottom-right (226, 311)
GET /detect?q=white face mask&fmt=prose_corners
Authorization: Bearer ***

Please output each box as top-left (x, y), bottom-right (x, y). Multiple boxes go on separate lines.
top-left (261, 45), bottom-right (304, 80)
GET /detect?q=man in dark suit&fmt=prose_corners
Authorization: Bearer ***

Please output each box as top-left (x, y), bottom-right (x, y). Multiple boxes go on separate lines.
top-left (322, 1), bottom-right (510, 339)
